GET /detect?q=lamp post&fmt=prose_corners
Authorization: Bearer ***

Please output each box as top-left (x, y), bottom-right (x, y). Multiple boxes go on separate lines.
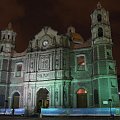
top-left (4, 100), bottom-right (8, 115)
top-left (108, 99), bottom-right (112, 116)
top-left (12, 97), bottom-right (14, 116)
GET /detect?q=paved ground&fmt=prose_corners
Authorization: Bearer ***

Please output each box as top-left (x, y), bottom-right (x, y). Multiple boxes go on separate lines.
top-left (0, 116), bottom-right (120, 120)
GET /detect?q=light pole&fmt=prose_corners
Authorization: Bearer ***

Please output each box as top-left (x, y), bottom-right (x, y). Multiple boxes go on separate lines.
top-left (108, 99), bottom-right (112, 116)
top-left (4, 100), bottom-right (8, 115)
top-left (12, 97), bottom-right (14, 116)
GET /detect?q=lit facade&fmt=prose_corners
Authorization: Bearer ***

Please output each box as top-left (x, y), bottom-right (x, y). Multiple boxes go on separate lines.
top-left (0, 3), bottom-right (119, 113)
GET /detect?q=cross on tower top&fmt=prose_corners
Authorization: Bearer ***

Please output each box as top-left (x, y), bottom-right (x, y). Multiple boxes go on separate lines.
top-left (97, 2), bottom-right (102, 9)
top-left (7, 22), bottom-right (12, 30)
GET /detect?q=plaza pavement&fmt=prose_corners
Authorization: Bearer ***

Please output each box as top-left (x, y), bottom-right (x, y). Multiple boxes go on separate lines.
top-left (0, 116), bottom-right (120, 120)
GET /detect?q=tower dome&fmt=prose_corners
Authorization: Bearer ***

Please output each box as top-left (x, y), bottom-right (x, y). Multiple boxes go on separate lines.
top-left (71, 32), bottom-right (84, 44)
top-left (67, 26), bottom-right (84, 44)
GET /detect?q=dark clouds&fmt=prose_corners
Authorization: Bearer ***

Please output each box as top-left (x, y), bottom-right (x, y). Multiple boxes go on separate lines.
top-left (0, 0), bottom-right (120, 74)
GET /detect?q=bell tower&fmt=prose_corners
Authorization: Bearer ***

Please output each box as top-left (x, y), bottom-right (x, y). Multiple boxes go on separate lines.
top-left (0, 22), bottom-right (16, 54)
top-left (91, 2), bottom-right (119, 107)
top-left (0, 23), bottom-right (16, 106)
top-left (91, 2), bottom-right (112, 45)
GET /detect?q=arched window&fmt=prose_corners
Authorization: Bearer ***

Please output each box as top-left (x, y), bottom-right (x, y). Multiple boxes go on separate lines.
top-left (8, 35), bottom-right (10, 39)
top-left (16, 64), bottom-right (22, 77)
top-left (98, 27), bottom-right (103, 37)
top-left (77, 55), bottom-right (86, 71)
top-left (1, 46), bottom-right (3, 52)
top-left (97, 14), bottom-right (102, 22)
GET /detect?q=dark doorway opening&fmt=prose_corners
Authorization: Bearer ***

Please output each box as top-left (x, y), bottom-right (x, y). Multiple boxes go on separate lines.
top-left (12, 92), bottom-right (20, 108)
top-left (77, 88), bottom-right (87, 108)
top-left (36, 88), bottom-right (49, 111)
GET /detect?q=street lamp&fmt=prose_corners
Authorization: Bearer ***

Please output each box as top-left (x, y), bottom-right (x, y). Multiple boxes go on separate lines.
top-left (12, 97), bottom-right (15, 116)
top-left (108, 99), bottom-right (112, 116)
top-left (4, 100), bottom-right (8, 115)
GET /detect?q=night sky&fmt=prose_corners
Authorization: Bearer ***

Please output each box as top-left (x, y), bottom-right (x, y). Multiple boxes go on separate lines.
top-left (0, 0), bottom-right (120, 74)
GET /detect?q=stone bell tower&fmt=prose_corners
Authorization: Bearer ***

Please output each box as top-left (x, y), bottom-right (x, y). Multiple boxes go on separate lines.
top-left (0, 22), bottom-right (16, 54)
top-left (91, 2), bottom-right (112, 44)
top-left (0, 23), bottom-right (16, 107)
top-left (91, 2), bottom-right (119, 107)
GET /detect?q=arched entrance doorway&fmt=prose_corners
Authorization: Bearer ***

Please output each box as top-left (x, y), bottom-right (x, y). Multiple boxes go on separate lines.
top-left (36, 88), bottom-right (49, 111)
top-left (77, 88), bottom-right (87, 108)
top-left (12, 92), bottom-right (20, 108)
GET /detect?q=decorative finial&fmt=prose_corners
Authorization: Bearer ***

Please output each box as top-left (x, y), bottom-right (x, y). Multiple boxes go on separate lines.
top-left (97, 2), bottom-right (102, 9)
top-left (8, 22), bottom-right (12, 30)
top-left (44, 26), bottom-right (48, 34)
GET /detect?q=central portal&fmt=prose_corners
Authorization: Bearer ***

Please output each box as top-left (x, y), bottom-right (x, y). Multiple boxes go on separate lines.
top-left (36, 88), bottom-right (49, 111)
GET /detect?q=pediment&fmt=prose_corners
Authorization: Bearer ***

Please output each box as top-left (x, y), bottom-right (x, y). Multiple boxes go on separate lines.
top-left (27, 26), bottom-right (70, 52)
top-left (35, 27), bottom-right (58, 40)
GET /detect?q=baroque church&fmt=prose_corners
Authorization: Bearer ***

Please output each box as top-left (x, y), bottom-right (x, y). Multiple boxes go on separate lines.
top-left (0, 3), bottom-right (119, 113)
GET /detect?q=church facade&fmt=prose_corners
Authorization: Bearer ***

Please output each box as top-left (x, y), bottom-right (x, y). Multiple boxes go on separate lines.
top-left (0, 3), bottom-right (119, 113)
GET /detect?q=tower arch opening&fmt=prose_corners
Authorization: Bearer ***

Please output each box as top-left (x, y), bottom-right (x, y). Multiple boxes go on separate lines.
top-left (97, 14), bottom-right (102, 22)
top-left (98, 27), bottom-right (103, 37)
